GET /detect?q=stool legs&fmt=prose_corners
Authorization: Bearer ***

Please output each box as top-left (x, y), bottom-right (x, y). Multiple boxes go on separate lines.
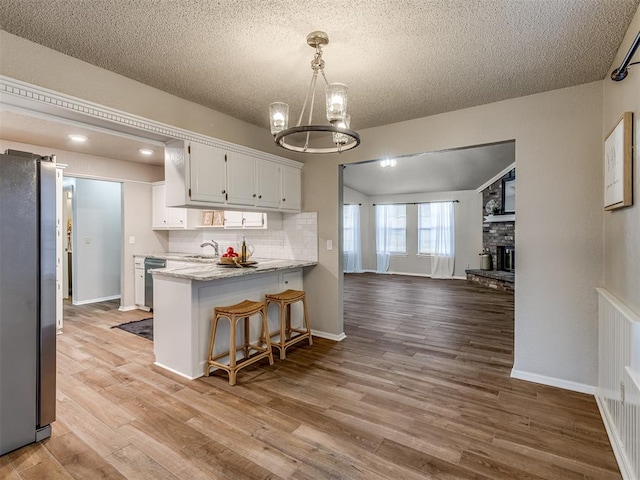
top-left (267, 292), bottom-right (313, 359)
top-left (205, 302), bottom-right (272, 386)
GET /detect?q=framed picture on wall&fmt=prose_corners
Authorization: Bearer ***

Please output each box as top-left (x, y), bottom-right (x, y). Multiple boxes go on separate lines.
top-left (502, 177), bottom-right (516, 214)
top-left (604, 112), bottom-right (633, 210)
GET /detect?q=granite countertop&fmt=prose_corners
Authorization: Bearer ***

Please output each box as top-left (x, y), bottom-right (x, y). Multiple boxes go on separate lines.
top-left (134, 252), bottom-right (219, 263)
top-left (150, 258), bottom-right (317, 281)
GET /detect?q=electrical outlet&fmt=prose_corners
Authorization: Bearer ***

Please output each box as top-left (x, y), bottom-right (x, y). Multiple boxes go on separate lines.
top-left (327, 240), bottom-right (333, 251)
top-left (129, 236), bottom-right (135, 245)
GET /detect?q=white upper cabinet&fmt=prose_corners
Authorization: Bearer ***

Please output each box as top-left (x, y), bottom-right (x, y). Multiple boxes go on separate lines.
top-left (152, 182), bottom-right (187, 229)
top-left (281, 165), bottom-right (301, 211)
top-left (226, 152), bottom-right (256, 206)
top-left (189, 142), bottom-right (227, 204)
top-left (164, 139), bottom-right (302, 213)
top-left (256, 159), bottom-right (281, 209)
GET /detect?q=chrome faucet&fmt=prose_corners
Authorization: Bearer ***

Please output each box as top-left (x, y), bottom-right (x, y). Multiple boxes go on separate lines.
top-left (200, 240), bottom-right (219, 256)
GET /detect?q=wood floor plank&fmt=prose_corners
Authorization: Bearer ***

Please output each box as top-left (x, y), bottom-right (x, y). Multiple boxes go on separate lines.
top-left (2, 275), bottom-right (622, 479)
top-left (106, 444), bottom-right (180, 480)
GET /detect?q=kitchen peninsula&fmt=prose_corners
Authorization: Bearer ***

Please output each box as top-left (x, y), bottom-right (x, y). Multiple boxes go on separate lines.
top-left (151, 258), bottom-right (316, 379)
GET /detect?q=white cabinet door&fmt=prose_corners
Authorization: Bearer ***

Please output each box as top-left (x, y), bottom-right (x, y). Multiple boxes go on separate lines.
top-left (281, 165), bottom-right (301, 211)
top-left (224, 210), bottom-right (244, 228)
top-left (226, 152), bottom-right (256, 206)
top-left (153, 183), bottom-right (187, 229)
top-left (243, 212), bottom-right (265, 228)
top-left (152, 184), bottom-right (167, 228)
top-left (189, 143), bottom-right (227, 204)
top-left (256, 159), bottom-right (281, 209)
top-left (134, 257), bottom-right (145, 307)
top-left (134, 268), bottom-right (145, 306)
top-left (166, 205), bottom-right (186, 228)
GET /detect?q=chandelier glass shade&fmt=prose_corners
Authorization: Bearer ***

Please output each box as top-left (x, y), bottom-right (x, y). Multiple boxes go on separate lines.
top-left (269, 31), bottom-right (360, 154)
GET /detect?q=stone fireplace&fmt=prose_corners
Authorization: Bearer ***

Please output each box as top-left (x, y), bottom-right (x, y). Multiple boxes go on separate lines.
top-left (465, 169), bottom-right (515, 293)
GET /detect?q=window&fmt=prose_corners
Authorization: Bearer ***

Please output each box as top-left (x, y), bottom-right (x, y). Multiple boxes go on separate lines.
top-left (375, 204), bottom-right (406, 254)
top-left (418, 202), bottom-right (454, 256)
top-left (343, 204), bottom-right (358, 253)
top-left (418, 203), bottom-right (435, 255)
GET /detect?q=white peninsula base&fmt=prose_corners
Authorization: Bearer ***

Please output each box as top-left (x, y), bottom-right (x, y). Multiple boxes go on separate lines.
top-left (152, 264), bottom-right (306, 379)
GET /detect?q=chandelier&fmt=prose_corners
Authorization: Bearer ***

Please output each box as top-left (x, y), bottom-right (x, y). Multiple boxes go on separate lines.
top-left (269, 31), bottom-right (360, 154)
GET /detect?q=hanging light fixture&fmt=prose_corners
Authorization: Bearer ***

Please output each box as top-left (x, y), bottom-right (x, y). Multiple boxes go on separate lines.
top-left (269, 31), bottom-right (360, 154)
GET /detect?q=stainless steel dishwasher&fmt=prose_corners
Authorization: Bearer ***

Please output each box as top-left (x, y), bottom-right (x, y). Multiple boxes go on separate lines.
top-left (144, 257), bottom-right (166, 310)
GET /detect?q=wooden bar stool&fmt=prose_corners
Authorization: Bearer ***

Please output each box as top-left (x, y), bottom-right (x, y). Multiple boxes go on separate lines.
top-left (265, 289), bottom-right (312, 359)
top-left (205, 299), bottom-right (274, 385)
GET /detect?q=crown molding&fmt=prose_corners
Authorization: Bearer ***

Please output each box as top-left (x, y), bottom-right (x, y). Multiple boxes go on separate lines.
top-left (0, 76), bottom-right (302, 169)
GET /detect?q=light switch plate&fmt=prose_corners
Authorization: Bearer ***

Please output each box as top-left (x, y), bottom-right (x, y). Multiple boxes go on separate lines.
top-left (327, 240), bottom-right (333, 251)
top-left (129, 236), bottom-right (135, 244)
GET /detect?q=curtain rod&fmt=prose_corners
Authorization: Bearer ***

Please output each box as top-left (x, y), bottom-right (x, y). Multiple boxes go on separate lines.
top-left (372, 200), bottom-right (459, 206)
top-left (611, 31), bottom-right (640, 81)
top-left (343, 203), bottom-right (362, 206)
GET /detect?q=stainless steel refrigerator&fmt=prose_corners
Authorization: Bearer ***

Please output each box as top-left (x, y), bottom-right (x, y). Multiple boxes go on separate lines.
top-left (0, 149), bottom-right (57, 455)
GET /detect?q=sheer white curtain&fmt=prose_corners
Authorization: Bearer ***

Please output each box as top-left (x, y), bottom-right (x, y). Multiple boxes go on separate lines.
top-left (431, 201), bottom-right (455, 278)
top-left (343, 204), bottom-right (362, 273)
top-left (375, 205), bottom-right (392, 273)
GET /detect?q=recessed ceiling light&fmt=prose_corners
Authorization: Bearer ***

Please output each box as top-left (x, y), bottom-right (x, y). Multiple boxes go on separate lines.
top-left (67, 134), bottom-right (88, 143)
top-left (139, 149), bottom-right (154, 155)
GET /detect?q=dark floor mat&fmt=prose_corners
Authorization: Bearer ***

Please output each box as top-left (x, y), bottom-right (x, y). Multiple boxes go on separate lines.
top-left (112, 318), bottom-right (153, 341)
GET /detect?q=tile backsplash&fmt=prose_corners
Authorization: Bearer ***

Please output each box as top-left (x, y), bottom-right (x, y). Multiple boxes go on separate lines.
top-left (168, 212), bottom-right (318, 262)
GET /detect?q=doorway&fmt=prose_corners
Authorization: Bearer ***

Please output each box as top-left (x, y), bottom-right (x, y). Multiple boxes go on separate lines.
top-left (63, 177), bottom-right (123, 305)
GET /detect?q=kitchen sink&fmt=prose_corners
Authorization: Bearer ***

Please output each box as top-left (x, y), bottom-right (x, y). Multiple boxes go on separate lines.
top-left (184, 254), bottom-right (218, 260)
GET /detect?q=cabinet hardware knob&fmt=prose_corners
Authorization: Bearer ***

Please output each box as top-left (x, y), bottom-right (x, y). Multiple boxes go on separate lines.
top-left (282, 198), bottom-right (286, 202)
top-left (253, 194), bottom-right (256, 197)
top-left (258, 195), bottom-right (262, 199)
top-left (222, 190), bottom-right (226, 194)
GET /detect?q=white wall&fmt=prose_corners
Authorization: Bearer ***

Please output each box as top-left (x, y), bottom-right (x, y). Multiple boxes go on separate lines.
top-left (73, 178), bottom-right (121, 304)
top-left (603, 9), bottom-right (640, 316)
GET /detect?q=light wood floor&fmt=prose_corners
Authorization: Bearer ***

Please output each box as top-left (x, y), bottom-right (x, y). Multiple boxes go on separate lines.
top-left (1, 274), bottom-right (620, 479)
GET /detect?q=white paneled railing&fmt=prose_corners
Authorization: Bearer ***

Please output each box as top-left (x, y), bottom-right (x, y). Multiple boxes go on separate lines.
top-left (596, 288), bottom-right (640, 480)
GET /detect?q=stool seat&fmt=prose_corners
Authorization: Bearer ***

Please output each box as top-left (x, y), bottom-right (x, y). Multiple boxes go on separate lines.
top-left (265, 289), bottom-right (312, 359)
top-left (265, 289), bottom-right (305, 302)
top-left (205, 299), bottom-right (273, 385)
top-left (215, 299), bottom-right (265, 316)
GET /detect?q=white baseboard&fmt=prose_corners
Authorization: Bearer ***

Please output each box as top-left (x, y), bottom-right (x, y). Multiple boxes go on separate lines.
top-left (73, 294), bottom-right (121, 306)
top-left (118, 305), bottom-right (139, 312)
top-left (510, 368), bottom-right (596, 395)
top-left (347, 270), bottom-right (465, 280)
top-left (153, 362), bottom-right (199, 380)
top-left (311, 330), bottom-right (347, 342)
top-left (595, 395), bottom-right (635, 480)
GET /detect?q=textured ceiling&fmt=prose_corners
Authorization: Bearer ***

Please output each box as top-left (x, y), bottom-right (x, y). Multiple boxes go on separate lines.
top-left (1, 0), bottom-right (638, 132)
top-left (343, 141), bottom-right (515, 196)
